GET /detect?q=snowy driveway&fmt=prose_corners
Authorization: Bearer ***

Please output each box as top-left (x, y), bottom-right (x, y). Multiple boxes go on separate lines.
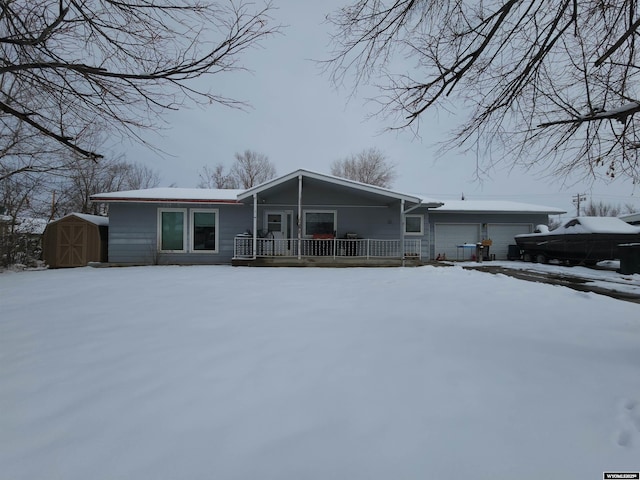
top-left (464, 261), bottom-right (640, 303)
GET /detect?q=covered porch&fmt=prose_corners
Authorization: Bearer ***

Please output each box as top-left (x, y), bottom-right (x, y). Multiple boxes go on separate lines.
top-left (231, 169), bottom-right (441, 267)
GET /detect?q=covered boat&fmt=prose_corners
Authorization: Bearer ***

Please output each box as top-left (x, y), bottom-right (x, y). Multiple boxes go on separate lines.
top-left (514, 216), bottom-right (640, 264)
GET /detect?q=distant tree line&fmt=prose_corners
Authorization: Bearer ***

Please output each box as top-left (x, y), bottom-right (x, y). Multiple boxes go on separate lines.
top-left (198, 147), bottom-right (398, 190)
top-left (198, 150), bottom-right (277, 189)
top-left (581, 200), bottom-right (637, 218)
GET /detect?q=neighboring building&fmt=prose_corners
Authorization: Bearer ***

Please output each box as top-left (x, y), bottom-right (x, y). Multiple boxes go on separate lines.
top-left (91, 169), bottom-right (565, 266)
top-left (42, 213), bottom-right (109, 268)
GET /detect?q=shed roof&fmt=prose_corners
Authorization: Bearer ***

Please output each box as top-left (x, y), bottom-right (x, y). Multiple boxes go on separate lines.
top-left (54, 213), bottom-right (109, 226)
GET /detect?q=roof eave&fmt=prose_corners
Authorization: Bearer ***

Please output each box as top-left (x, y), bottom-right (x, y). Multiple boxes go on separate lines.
top-left (431, 209), bottom-right (566, 214)
top-left (237, 169), bottom-right (424, 203)
top-left (90, 196), bottom-right (242, 204)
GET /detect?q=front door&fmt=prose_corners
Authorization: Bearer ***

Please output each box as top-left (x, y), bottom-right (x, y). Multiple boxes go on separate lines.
top-left (265, 211), bottom-right (292, 254)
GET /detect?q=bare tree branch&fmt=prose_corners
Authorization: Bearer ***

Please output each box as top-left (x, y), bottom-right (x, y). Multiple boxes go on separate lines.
top-left (325, 0), bottom-right (640, 183)
top-left (0, 0), bottom-right (279, 177)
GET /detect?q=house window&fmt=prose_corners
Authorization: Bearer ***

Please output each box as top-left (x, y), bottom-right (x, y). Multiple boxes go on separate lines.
top-left (159, 209), bottom-right (186, 252)
top-left (405, 215), bottom-right (423, 235)
top-left (267, 213), bottom-right (282, 233)
top-left (304, 210), bottom-right (336, 236)
top-left (191, 209), bottom-right (218, 252)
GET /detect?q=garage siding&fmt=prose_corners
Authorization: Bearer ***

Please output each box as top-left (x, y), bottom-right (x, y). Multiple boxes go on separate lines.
top-left (487, 223), bottom-right (533, 260)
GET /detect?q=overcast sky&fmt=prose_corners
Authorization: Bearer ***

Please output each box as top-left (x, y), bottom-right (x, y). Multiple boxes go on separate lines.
top-left (121, 1), bottom-right (640, 219)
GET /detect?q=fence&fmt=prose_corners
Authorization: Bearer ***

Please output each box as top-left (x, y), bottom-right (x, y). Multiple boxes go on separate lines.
top-left (234, 236), bottom-right (421, 260)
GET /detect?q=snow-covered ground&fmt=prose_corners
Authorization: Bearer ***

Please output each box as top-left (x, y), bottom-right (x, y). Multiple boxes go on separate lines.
top-left (1, 265), bottom-right (639, 480)
top-left (475, 260), bottom-right (640, 296)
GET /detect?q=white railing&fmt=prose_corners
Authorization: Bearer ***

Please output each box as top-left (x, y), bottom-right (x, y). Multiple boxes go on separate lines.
top-left (234, 236), bottom-right (421, 259)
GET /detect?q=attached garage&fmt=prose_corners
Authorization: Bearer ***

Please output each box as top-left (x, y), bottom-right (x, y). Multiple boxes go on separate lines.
top-left (42, 213), bottom-right (108, 268)
top-left (434, 223), bottom-right (480, 260)
top-left (487, 223), bottom-right (533, 260)
top-left (428, 200), bottom-right (565, 261)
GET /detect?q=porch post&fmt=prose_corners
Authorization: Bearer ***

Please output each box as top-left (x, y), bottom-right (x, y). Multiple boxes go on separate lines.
top-left (297, 174), bottom-right (302, 260)
top-left (252, 193), bottom-right (257, 260)
top-left (400, 199), bottom-right (405, 260)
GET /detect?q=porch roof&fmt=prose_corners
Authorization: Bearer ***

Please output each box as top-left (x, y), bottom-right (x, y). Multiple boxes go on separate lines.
top-left (238, 169), bottom-right (444, 207)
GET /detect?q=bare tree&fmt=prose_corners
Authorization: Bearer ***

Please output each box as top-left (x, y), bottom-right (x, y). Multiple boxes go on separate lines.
top-left (126, 164), bottom-right (162, 191)
top-left (582, 201), bottom-right (622, 217)
top-left (325, 1), bottom-right (640, 183)
top-left (230, 150), bottom-right (276, 188)
top-left (330, 148), bottom-right (396, 187)
top-left (57, 156), bottom-right (160, 216)
top-left (198, 163), bottom-right (240, 189)
top-left (581, 200), bottom-right (636, 216)
top-left (0, 167), bottom-right (46, 266)
top-left (0, 0), bottom-right (279, 178)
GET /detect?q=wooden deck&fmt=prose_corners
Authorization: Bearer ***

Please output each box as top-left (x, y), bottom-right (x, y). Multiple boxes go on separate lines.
top-left (231, 256), bottom-right (427, 267)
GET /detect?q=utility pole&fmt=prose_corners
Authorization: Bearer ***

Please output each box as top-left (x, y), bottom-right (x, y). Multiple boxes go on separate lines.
top-left (50, 190), bottom-right (56, 221)
top-left (572, 193), bottom-right (587, 216)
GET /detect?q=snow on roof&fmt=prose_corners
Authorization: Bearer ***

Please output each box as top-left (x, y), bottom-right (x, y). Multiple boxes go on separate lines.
top-left (89, 172), bottom-right (565, 214)
top-left (428, 199), bottom-right (566, 214)
top-left (91, 187), bottom-right (244, 203)
top-left (59, 213), bottom-right (109, 226)
top-left (93, 171), bottom-right (444, 207)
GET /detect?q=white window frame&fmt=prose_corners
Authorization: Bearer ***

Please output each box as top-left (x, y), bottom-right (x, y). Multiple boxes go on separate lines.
top-left (405, 214), bottom-right (424, 235)
top-left (191, 208), bottom-right (219, 254)
top-left (303, 210), bottom-right (337, 237)
top-left (158, 208), bottom-right (187, 253)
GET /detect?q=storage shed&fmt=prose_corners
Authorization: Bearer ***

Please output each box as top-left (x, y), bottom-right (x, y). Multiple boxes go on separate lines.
top-left (42, 213), bottom-right (109, 268)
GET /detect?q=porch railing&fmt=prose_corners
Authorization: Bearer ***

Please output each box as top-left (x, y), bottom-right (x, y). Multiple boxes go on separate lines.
top-left (234, 236), bottom-right (421, 259)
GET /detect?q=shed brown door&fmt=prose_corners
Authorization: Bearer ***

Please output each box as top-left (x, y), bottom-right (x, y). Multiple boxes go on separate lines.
top-left (57, 222), bottom-right (87, 267)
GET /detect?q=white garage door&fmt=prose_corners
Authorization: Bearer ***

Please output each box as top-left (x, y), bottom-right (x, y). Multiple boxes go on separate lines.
top-left (434, 224), bottom-right (480, 260)
top-left (487, 224), bottom-right (532, 260)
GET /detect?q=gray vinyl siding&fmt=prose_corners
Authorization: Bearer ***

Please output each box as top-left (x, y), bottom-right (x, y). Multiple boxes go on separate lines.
top-left (254, 202), bottom-right (433, 260)
top-left (107, 203), bottom-right (156, 264)
top-left (108, 185), bottom-right (553, 265)
top-left (259, 205), bottom-right (403, 238)
top-left (264, 181), bottom-right (386, 207)
top-left (108, 202), bottom-right (252, 264)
